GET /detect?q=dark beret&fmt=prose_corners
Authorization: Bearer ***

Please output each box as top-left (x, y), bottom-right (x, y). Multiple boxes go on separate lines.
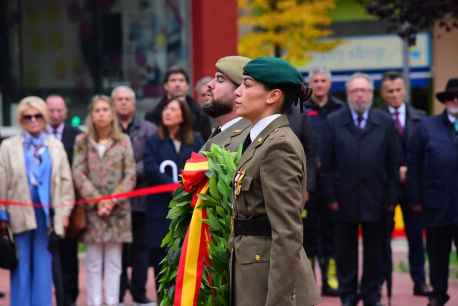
top-left (243, 56), bottom-right (304, 87)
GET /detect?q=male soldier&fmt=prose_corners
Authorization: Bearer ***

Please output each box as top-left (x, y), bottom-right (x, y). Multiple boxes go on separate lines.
top-left (145, 67), bottom-right (212, 140)
top-left (322, 73), bottom-right (401, 306)
top-left (304, 66), bottom-right (343, 296)
top-left (112, 85), bottom-right (156, 306)
top-left (46, 95), bottom-right (81, 306)
top-left (379, 71), bottom-right (429, 297)
top-left (200, 56), bottom-right (251, 152)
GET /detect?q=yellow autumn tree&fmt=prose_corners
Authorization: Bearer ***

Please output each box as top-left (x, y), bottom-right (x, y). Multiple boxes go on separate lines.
top-left (238, 0), bottom-right (338, 65)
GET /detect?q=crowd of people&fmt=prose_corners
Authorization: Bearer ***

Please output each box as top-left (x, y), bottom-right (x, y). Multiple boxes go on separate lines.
top-left (0, 54), bottom-right (457, 306)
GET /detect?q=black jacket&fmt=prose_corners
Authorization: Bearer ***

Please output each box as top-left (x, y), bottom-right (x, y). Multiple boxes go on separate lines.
top-left (379, 103), bottom-right (426, 165)
top-left (322, 107), bottom-right (401, 222)
top-left (303, 96), bottom-right (343, 182)
top-left (144, 95), bottom-right (212, 141)
top-left (407, 111), bottom-right (458, 226)
top-left (61, 124), bottom-right (82, 164)
top-left (286, 105), bottom-right (316, 192)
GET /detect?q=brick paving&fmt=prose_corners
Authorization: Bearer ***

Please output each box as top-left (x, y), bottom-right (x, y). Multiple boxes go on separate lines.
top-left (0, 238), bottom-right (457, 306)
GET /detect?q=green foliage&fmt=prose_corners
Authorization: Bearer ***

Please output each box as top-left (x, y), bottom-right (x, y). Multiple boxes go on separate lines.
top-left (158, 145), bottom-right (241, 306)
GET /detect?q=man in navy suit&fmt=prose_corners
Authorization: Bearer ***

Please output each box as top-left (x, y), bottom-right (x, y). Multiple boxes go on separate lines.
top-left (378, 71), bottom-right (430, 296)
top-left (46, 95), bottom-right (81, 306)
top-left (322, 73), bottom-right (401, 306)
top-left (408, 78), bottom-right (458, 306)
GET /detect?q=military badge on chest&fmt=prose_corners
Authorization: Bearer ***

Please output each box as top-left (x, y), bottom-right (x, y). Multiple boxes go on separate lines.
top-left (233, 168), bottom-right (246, 200)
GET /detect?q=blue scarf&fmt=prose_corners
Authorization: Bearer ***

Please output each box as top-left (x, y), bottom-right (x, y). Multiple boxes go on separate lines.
top-left (22, 132), bottom-right (52, 221)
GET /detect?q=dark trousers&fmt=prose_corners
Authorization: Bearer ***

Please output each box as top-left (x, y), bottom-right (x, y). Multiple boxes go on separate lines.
top-left (150, 247), bottom-right (167, 290)
top-left (57, 237), bottom-right (79, 306)
top-left (401, 201), bottom-right (427, 285)
top-left (426, 224), bottom-right (458, 300)
top-left (120, 212), bottom-right (151, 302)
top-left (335, 221), bottom-right (384, 305)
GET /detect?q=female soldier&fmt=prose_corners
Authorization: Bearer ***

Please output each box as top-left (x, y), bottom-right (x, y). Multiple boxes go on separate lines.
top-left (231, 57), bottom-right (320, 306)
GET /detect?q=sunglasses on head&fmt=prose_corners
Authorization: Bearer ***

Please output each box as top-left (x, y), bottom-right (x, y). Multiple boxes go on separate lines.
top-left (22, 113), bottom-right (44, 121)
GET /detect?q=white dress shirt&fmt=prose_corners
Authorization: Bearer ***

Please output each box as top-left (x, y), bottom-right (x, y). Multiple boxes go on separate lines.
top-left (220, 117), bottom-right (243, 132)
top-left (47, 123), bottom-right (65, 141)
top-left (388, 103), bottom-right (406, 128)
top-left (249, 114), bottom-right (282, 141)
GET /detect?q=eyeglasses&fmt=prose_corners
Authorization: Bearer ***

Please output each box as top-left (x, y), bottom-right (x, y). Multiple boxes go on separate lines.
top-left (22, 113), bottom-right (44, 121)
top-left (349, 88), bottom-right (372, 94)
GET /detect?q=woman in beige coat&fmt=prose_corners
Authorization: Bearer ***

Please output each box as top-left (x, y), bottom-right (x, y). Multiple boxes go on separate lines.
top-left (0, 96), bottom-right (74, 306)
top-left (73, 95), bottom-right (136, 306)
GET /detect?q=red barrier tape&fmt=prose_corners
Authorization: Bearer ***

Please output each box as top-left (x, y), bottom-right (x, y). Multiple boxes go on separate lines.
top-left (0, 182), bottom-right (180, 209)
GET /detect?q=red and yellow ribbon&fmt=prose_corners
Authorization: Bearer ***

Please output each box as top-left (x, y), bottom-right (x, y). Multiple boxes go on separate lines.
top-left (174, 153), bottom-right (211, 306)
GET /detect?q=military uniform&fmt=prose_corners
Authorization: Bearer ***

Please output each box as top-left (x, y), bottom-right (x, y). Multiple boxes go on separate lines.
top-left (200, 118), bottom-right (251, 152)
top-left (231, 115), bottom-right (320, 306)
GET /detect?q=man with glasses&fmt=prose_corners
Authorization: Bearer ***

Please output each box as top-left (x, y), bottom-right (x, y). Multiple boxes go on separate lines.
top-left (322, 73), bottom-right (401, 306)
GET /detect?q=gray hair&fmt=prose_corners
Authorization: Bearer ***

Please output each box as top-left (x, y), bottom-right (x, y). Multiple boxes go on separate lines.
top-left (111, 85), bottom-right (136, 100)
top-left (308, 65), bottom-right (332, 81)
top-left (195, 76), bottom-right (212, 91)
top-left (345, 73), bottom-right (374, 91)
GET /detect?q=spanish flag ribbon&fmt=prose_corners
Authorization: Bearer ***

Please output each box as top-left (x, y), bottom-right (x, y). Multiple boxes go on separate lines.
top-left (174, 153), bottom-right (210, 306)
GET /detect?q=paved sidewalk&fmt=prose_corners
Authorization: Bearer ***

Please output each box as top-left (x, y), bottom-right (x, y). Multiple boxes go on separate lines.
top-left (0, 239), bottom-right (456, 306)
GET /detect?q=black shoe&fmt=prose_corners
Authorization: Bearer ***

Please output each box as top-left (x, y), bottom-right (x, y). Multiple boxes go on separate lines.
top-left (427, 295), bottom-right (450, 306)
top-left (0, 291), bottom-right (5, 298)
top-left (322, 284), bottom-right (339, 297)
top-left (414, 283), bottom-right (432, 296)
top-left (133, 296), bottom-right (153, 304)
top-left (364, 303), bottom-right (384, 306)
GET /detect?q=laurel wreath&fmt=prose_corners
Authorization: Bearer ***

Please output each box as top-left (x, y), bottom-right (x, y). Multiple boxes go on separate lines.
top-left (158, 144), bottom-right (242, 306)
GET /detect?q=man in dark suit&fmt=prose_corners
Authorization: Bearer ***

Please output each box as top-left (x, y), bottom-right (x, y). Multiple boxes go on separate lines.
top-left (46, 95), bottom-right (81, 306)
top-left (322, 73), bottom-right (401, 306)
top-left (303, 66), bottom-right (343, 296)
top-left (378, 71), bottom-right (429, 296)
top-left (145, 66), bottom-right (212, 140)
top-left (408, 78), bottom-right (458, 306)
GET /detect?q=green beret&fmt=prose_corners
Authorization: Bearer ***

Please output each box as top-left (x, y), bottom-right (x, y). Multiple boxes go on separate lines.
top-left (215, 56), bottom-right (251, 85)
top-left (243, 56), bottom-right (303, 87)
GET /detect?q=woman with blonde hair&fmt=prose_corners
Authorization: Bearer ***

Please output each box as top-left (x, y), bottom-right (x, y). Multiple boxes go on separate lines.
top-left (0, 96), bottom-right (75, 306)
top-left (72, 95), bottom-right (136, 306)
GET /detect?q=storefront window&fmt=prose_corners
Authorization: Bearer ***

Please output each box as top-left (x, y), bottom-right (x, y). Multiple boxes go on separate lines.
top-left (2, 0), bottom-right (190, 123)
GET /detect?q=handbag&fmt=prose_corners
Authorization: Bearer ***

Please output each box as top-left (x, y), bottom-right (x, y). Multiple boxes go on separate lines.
top-left (0, 224), bottom-right (18, 270)
top-left (65, 204), bottom-right (86, 238)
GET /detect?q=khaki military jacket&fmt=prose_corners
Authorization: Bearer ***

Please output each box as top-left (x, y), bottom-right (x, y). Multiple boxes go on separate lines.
top-left (200, 118), bottom-right (251, 152)
top-left (231, 115), bottom-right (320, 306)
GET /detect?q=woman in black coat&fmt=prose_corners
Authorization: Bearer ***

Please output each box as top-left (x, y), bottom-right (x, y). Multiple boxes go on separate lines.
top-left (143, 97), bottom-right (203, 291)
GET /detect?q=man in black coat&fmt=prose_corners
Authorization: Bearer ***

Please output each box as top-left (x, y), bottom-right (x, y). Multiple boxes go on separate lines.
top-left (113, 86), bottom-right (157, 306)
top-left (144, 66), bottom-right (212, 140)
top-left (46, 95), bottom-right (81, 306)
top-left (408, 78), bottom-right (458, 306)
top-left (304, 66), bottom-right (343, 296)
top-left (322, 73), bottom-right (401, 306)
top-left (378, 71), bottom-right (429, 296)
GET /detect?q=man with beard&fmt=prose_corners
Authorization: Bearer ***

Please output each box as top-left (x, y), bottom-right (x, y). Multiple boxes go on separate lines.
top-left (200, 56), bottom-right (251, 152)
top-left (408, 78), bottom-right (458, 306)
top-left (322, 73), bottom-right (401, 306)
